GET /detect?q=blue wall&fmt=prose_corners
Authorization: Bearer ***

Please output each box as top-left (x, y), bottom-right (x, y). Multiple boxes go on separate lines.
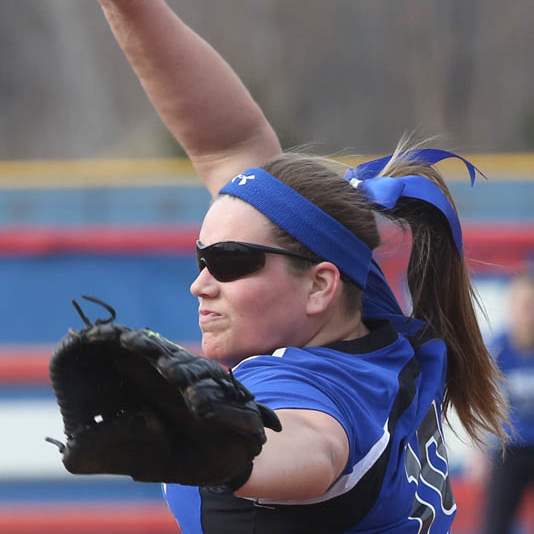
top-left (1, 181), bottom-right (532, 227)
top-left (1, 180), bottom-right (533, 345)
top-left (0, 186), bottom-right (211, 226)
top-left (0, 254), bottom-right (201, 344)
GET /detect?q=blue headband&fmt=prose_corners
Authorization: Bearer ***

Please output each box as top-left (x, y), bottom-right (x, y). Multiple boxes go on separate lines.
top-left (219, 168), bottom-right (373, 289)
top-left (219, 148), bottom-right (480, 299)
top-left (344, 148), bottom-right (484, 254)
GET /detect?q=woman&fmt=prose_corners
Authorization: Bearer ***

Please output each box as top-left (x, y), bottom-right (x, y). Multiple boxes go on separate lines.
top-left (96, 2), bottom-right (507, 532)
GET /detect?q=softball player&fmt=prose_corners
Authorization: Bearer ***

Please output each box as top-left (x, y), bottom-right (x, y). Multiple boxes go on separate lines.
top-left (96, 2), bottom-right (508, 532)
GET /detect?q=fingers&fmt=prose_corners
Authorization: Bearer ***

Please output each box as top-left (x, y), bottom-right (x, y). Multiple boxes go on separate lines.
top-left (119, 328), bottom-right (192, 361)
top-left (156, 354), bottom-right (228, 389)
top-left (183, 377), bottom-right (267, 444)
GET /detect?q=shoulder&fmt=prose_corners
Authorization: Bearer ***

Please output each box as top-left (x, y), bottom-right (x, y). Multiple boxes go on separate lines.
top-left (234, 320), bottom-right (411, 371)
top-left (232, 320), bottom-right (416, 392)
top-left (233, 321), bottom-right (418, 453)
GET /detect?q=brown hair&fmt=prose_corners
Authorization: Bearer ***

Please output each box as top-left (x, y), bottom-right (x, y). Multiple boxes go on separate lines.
top-left (263, 153), bottom-right (379, 314)
top-left (263, 146), bottom-right (507, 445)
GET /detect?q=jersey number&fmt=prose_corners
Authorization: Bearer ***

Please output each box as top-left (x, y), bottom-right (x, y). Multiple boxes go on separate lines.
top-left (405, 401), bottom-right (456, 533)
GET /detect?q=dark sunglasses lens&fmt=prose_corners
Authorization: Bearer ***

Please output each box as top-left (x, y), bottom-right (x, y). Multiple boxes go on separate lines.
top-left (197, 243), bottom-right (266, 282)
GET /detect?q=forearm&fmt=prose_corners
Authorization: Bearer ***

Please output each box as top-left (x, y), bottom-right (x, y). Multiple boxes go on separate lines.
top-left (235, 409), bottom-right (349, 500)
top-left (98, 0), bottom-right (281, 194)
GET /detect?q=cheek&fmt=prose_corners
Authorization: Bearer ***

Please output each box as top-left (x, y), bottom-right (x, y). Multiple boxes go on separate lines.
top-left (233, 280), bottom-right (306, 345)
top-left (201, 273), bottom-right (308, 361)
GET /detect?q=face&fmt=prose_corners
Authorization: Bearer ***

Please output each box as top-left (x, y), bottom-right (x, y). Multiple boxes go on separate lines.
top-left (190, 196), bottom-right (315, 363)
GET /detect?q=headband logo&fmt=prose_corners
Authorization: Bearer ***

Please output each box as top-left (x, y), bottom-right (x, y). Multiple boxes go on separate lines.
top-left (232, 173), bottom-right (256, 186)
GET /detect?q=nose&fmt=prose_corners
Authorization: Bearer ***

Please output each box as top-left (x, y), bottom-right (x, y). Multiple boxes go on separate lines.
top-left (190, 266), bottom-right (219, 298)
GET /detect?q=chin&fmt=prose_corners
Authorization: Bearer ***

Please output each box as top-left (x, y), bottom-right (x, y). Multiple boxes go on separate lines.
top-left (205, 351), bottom-right (244, 369)
top-left (201, 341), bottom-right (242, 368)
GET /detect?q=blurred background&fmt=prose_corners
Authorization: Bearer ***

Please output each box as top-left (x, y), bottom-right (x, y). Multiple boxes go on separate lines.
top-left (0, 1), bottom-right (533, 533)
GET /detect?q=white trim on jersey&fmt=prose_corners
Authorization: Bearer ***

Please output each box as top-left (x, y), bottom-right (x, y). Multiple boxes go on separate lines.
top-left (231, 347), bottom-right (287, 372)
top-left (253, 420), bottom-right (391, 506)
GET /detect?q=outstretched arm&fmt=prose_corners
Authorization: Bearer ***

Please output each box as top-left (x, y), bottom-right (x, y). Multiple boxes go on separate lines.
top-left (236, 409), bottom-right (349, 500)
top-left (98, 0), bottom-right (281, 197)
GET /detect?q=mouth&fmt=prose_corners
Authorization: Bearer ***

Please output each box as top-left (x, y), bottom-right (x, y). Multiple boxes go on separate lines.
top-left (198, 310), bottom-right (223, 325)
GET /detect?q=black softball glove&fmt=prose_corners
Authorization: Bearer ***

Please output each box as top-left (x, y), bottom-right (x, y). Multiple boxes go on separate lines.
top-left (46, 296), bottom-right (281, 489)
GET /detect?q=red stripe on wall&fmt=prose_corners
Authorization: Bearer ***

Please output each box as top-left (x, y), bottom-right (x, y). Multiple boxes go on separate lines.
top-left (0, 226), bottom-right (199, 255)
top-left (0, 482), bottom-right (531, 533)
top-left (0, 345), bottom-right (201, 385)
top-left (0, 504), bottom-right (179, 534)
top-left (452, 478), bottom-right (534, 532)
top-left (0, 224), bottom-right (532, 257)
top-left (464, 224), bottom-right (534, 246)
top-left (375, 223), bottom-right (534, 304)
top-left (0, 346), bottom-right (52, 384)
top-left (0, 354), bottom-right (50, 384)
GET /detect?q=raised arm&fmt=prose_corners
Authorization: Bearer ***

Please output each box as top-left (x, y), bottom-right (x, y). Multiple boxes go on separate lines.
top-left (98, 0), bottom-right (281, 197)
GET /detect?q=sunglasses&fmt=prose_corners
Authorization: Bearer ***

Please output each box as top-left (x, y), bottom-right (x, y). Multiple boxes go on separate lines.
top-left (196, 240), bottom-right (318, 282)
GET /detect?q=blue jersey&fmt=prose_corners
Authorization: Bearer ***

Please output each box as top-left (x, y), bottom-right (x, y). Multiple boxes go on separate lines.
top-left (164, 321), bottom-right (456, 533)
top-left (491, 333), bottom-right (534, 445)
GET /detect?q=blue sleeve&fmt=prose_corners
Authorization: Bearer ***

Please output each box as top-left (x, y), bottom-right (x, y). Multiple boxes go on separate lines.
top-left (232, 351), bottom-right (389, 471)
top-left (235, 356), bottom-right (346, 418)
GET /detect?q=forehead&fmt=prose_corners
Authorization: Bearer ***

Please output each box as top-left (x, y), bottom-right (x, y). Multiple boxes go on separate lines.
top-left (199, 195), bottom-right (275, 245)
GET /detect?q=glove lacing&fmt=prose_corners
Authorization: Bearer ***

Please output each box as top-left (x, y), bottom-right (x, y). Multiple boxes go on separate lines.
top-left (71, 295), bottom-right (117, 330)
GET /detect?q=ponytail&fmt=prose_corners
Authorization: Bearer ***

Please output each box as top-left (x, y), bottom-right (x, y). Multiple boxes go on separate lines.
top-left (378, 148), bottom-right (508, 445)
top-left (262, 146), bottom-right (508, 445)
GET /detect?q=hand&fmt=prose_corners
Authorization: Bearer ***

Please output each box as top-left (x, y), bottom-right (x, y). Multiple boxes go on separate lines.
top-left (47, 297), bottom-right (281, 487)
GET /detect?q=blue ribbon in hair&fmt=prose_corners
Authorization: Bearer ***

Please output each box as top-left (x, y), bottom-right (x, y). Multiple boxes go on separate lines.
top-left (344, 148), bottom-right (484, 254)
top-left (347, 148), bottom-right (482, 185)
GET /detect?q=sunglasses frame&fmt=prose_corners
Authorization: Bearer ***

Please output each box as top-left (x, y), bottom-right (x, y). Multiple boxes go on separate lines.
top-left (195, 240), bottom-right (318, 282)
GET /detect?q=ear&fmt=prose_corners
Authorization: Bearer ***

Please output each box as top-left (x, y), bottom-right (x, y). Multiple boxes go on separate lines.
top-left (305, 262), bottom-right (342, 316)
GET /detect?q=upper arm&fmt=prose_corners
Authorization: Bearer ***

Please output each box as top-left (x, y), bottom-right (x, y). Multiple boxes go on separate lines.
top-left (235, 409), bottom-right (350, 500)
top-left (289, 409), bottom-right (350, 478)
